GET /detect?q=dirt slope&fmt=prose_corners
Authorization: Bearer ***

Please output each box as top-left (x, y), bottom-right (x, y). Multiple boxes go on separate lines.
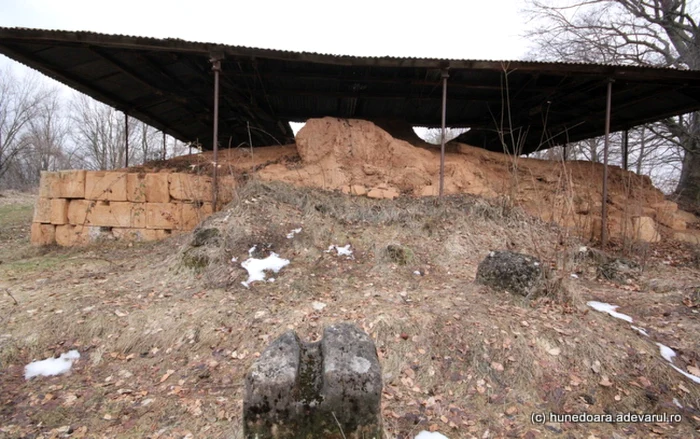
top-left (143, 117), bottom-right (698, 245)
top-left (1, 184), bottom-right (699, 438)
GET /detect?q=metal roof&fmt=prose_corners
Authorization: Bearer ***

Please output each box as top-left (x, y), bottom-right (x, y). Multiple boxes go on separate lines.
top-left (1, 27), bottom-right (700, 154)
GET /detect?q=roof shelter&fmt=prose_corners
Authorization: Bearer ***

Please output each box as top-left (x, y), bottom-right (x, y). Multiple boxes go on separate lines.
top-left (1, 27), bottom-right (700, 155)
top-left (2, 27), bottom-right (700, 244)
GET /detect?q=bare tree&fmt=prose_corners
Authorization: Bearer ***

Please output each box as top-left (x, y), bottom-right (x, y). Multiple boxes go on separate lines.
top-left (0, 67), bottom-right (51, 184)
top-left (70, 94), bottom-right (132, 170)
top-left (525, 0), bottom-right (700, 207)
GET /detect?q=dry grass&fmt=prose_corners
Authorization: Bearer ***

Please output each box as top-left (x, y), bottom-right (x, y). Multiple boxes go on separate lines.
top-left (1, 183), bottom-right (699, 438)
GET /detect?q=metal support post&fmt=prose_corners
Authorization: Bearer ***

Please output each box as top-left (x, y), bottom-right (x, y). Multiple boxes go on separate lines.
top-left (601, 80), bottom-right (613, 247)
top-left (211, 54), bottom-right (223, 209)
top-left (622, 129), bottom-right (629, 171)
top-left (439, 69), bottom-right (449, 198)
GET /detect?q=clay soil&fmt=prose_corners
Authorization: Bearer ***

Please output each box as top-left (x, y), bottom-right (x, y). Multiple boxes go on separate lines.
top-left (1, 177), bottom-right (700, 438)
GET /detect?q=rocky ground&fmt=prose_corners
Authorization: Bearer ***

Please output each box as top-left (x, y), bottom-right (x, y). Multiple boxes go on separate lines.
top-left (1, 182), bottom-right (699, 438)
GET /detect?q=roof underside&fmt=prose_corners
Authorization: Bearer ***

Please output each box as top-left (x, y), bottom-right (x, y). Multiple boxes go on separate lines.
top-left (2, 28), bottom-right (700, 155)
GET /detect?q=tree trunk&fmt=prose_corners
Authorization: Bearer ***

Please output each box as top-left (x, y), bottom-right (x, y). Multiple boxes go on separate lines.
top-left (675, 145), bottom-right (700, 213)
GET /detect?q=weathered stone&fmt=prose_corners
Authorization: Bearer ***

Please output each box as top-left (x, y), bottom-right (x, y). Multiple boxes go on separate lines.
top-left (145, 173), bottom-right (170, 203)
top-left (30, 223), bottom-right (55, 246)
top-left (632, 216), bottom-right (660, 243)
top-left (244, 323), bottom-right (382, 439)
top-left (85, 171), bottom-right (128, 201)
top-left (475, 250), bottom-right (544, 296)
top-left (597, 258), bottom-right (640, 283)
top-left (33, 198), bottom-right (52, 224)
top-left (57, 170), bottom-right (86, 198)
top-left (126, 173), bottom-right (147, 202)
top-left (50, 199), bottom-right (69, 225)
top-left (351, 185), bottom-right (367, 196)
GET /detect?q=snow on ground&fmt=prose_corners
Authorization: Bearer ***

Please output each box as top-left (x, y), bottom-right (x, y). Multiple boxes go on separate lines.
top-left (241, 253), bottom-right (290, 288)
top-left (586, 301), bottom-right (633, 322)
top-left (415, 432), bottom-right (449, 439)
top-left (670, 365), bottom-right (700, 384)
top-left (326, 244), bottom-right (353, 258)
top-left (657, 343), bottom-right (677, 363)
top-left (312, 301), bottom-right (327, 311)
top-left (286, 228), bottom-right (302, 239)
top-left (656, 343), bottom-right (700, 384)
top-left (630, 325), bottom-right (649, 337)
top-left (25, 350), bottom-right (80, 380)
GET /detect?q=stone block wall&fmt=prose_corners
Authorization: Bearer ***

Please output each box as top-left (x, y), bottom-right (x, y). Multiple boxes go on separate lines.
top-left (31, 170), bottom-right (235, 246)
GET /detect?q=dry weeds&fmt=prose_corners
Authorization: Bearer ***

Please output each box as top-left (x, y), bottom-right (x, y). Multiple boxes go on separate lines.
top-left (0, 183), bottom-right (699, 439)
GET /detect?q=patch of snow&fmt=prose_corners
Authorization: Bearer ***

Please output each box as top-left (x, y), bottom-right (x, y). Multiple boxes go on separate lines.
top-left (414, 270), bottom-right (421, 275)
top-left (673, 398), bottom-right (683, 408)
top-left (570, 273), bottom-right (579, 279)
top-left (312, 301), bottom-right (327, 311)
top-left (670, 364), bottom-right (700, 384)
top-left (326, 244), bottom-right (353, 258)
top-left (248, 245), bottom-right (257, 256)
top-left (241, 253), bottom-right (290, 288)
top-left (286, 228), bottom-right (302, 239)
top-left (488, 251), bottom-right (495, 257)
top-left (631, 326), bottom-right (649, 337)
top-left (534, 262), bottom-right (540, 266)
top-left (587, 301), bottom-right (634, 323)
top-left (25, 350), bottom-right (80, 380)
top-left (657, 343), bottom-right (676, 363)
top-left (579, 246), bottom-right (588, 253)
top-left (415, 432), bottom-right (449, 439)
top-left (231, 257), bottom-right (237, 263)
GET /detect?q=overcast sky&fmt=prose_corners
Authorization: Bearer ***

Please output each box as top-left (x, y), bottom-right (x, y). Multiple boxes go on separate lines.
top-left (1, 0), bottom-right (531, 70)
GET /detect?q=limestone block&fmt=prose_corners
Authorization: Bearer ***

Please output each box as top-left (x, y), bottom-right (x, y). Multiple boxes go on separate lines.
top-left (420, 185), bottom-right (438, 197)
top-left (351, 185), bottom-right (367, 196)
top-left (38, 171), bottom-right (56, 198)
top-left (145, 173), bottom-right (170, 203)
top-left (50, 199), bottom-right (69, 225)
top-left (55, 224), bottom-right (101, 247)
top-left (67, 200), bottom-right (92, 225)
top-left (674, 230), bottom-right (700, 245)
top-left (131, 203), bottom-right (147, 228)
top-left (656, 211), bottom-right (686, 230)
top-left (676, 210), bottom-right (699, 225)
top-left (367, 188), bottom-right (382, 199)
top-left (169, 173), bottom-right (213, 202)
top-left (30, 223), bottom-right (56, 246)
top-left (127, 173), bottom-right (147, 202)
top-left (244, 323), bottom-right (382, 439)
top-left (146, 203), bottom-right (181, 229)
top-left (368, 187), bottom-right (399, 200)
top-left (112, 228), bottom-right (170, 242)
top-left (85, 171), bottom-right (127, 201)
top-left (106, 202), bottom-right (133, 228)
top-left (632, 216), bottom-right (660, 243)
top-left (57, 170), bottom-right (86, 198)
top-left (181, 202), bottom-right (213, 231)
top-left (33, 198), bottom-right (52, 224)
top-left (341, 185), bottom-right (351, 194)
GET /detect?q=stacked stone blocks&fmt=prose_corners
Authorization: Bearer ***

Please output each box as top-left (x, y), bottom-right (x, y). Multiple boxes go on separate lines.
top-left (31, 170), bottom-right (234, 246)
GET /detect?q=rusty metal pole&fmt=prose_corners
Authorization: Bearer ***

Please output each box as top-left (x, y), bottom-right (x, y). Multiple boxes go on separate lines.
top-left (439, 69), bottom-right (449, 198)
top-left (162, 131), bottom-right (167, 161)
top-left (211, 55), bottom-right (222, 209)
top-left (124, 112), bottom-right (129, 168)
top-left (601, 80), bottom-right (613, 247)
top-left (622, 129), bottom-right (629, 171)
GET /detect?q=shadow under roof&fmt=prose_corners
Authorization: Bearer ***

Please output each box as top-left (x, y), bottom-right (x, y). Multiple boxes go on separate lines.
top-left (2, 27), bottom-right (700, 155)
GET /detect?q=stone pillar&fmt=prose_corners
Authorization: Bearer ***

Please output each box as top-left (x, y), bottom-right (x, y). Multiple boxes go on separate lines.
top-left (244, 323), bottom-right (382, 439)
